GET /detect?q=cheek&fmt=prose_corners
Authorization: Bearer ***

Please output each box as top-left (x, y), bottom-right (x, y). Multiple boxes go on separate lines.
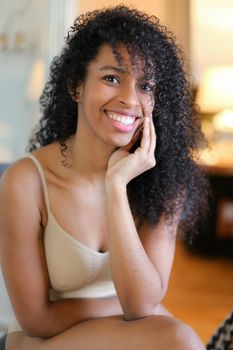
top-left (140, 94), bottom-right (154, 116)
top-left (84, 85), bottom-right (114, 110)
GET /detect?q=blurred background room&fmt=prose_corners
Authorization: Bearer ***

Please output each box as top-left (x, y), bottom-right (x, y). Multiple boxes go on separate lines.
top-left (0, 0), bottom-right (233, 345)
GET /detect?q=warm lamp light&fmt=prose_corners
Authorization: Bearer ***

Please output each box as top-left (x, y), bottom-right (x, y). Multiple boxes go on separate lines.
top-left (197, 66), bottom-right (233, 168)
top-left (213, 109), bottom-right (233, 132)
top-left (196, 65), bottom-right (233, 113)
top-left (196, 65), bottom-right (233, 134)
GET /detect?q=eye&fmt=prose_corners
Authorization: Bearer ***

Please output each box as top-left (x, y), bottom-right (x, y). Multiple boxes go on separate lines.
top-left (103, 75), bottom-right (120, 84)
top-left (140, 82), bottom-right (156, 93)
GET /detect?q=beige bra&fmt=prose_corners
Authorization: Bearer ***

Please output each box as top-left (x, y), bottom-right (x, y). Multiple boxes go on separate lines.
top-left (26, 154), bottom-right (116, 299)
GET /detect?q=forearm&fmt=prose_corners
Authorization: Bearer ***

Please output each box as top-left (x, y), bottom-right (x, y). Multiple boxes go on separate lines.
top-left (25, 296), bottom-right (122, 338)
top-left (106, 181), bottom-right (164, 319)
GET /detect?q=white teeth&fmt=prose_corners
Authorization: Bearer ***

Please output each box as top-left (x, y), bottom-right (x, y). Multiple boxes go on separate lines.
top-left (107, 112), bottom-right (135, 126)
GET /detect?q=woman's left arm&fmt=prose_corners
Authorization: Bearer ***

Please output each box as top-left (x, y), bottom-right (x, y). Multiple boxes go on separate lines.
top-left (105, 117), bottom-right (180, 320)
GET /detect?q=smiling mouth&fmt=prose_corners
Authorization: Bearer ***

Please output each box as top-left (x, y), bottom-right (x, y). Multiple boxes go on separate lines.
top-left (105, 111), bottom-right (141, 126)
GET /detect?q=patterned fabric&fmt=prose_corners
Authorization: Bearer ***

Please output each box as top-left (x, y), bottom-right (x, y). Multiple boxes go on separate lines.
top-left (207, 311), bottom-right (233, 350)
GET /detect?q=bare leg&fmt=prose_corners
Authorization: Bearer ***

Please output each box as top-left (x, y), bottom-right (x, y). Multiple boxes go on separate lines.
top-left (6, 315), bottom-right (205, 350)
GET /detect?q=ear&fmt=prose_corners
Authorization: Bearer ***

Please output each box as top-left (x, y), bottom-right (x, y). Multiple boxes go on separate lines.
top-left (75, 83), bottom-right (83, 103)
top-left (75, 88), bottom-right (80, 102)
top-left (67, 82), bottom-right (83, 103)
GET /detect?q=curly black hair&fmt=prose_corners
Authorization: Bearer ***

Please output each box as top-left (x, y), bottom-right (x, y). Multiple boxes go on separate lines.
top-left (28, 5), bottom-right (209, 239)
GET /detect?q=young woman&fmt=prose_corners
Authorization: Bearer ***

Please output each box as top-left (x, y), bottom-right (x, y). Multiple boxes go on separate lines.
top-left (0, 5), bottom-right (208, 350)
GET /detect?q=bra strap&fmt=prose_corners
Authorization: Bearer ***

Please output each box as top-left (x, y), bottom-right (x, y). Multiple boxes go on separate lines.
top-left (26, 153), bottom-right (50, 212)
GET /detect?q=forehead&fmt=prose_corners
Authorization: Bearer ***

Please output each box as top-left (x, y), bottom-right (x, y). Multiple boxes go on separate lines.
top-left (89, 43), bottom-right (146, 76)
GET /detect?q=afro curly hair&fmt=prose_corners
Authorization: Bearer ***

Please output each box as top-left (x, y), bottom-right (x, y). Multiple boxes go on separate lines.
top-left (28, 5), bottom-right (209, 240)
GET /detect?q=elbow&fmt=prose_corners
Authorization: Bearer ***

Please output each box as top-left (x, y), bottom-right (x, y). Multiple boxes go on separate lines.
top-left (122, 289), bottom-right (166, 321)
top-left (23, 322), bottom-right (55, 339)
top-left (19, 311), bottom-right (57, 338)
top-left (124, 311), bottom-right (153, 321)
top-left (123, 302), bottom-right (157, 321)
top-left (24, 326), bottom-right (55, 339)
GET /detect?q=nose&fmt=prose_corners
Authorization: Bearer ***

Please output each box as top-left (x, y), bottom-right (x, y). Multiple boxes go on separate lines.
top-left (118, 84), bottom-right (140, 108)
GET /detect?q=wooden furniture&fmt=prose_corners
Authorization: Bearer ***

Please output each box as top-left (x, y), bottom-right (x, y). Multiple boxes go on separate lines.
top-left (164, 240), bottom-right (233, 343)
top-left (189, 142), bottom-right (233, 257)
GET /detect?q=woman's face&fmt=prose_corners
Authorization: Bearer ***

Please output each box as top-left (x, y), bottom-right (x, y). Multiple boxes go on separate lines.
top-left (76, 43), bottom-right (155, 148)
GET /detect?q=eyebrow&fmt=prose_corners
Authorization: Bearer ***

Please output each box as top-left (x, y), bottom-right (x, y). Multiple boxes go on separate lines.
top-left (99, 65), bottom-right (156, 83)
top-left (99, 65), bottom-right (127, 74)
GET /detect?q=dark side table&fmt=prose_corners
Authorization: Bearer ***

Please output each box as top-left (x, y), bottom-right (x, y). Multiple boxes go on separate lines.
top-left (186, 161), bottom-right (233, 258)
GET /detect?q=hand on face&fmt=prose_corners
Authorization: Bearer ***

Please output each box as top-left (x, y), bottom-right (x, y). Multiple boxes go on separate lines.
top-left (106, 113), bottom-right (156, 187)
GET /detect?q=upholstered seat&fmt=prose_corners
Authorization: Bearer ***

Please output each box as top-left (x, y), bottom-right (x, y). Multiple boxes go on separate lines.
top-left (0, 163), bottom-right (10, 350)
top-left (0, 164), bottom-right (9, 176)
top-left (0, 334), bottom-right (6, 350)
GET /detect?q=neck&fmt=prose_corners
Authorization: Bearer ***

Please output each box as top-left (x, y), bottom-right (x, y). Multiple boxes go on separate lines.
top-left (67, 132), bottom-right (116, 182)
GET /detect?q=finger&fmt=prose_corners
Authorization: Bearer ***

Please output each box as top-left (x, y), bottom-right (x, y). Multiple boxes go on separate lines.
top-left (149, 117), bottom-right (156, 157)
top-left (133, 121), bottom-right (144, 139)
top-left (140, 116), bottom-right (150, 151)
top-left (121, 118), bottom-right (144, 152)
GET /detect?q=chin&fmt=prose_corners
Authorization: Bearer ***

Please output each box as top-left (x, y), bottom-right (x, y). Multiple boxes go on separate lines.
top-left (109, 137), bottom-right (132, 148)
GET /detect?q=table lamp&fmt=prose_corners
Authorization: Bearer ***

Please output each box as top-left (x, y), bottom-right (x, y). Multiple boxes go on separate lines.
top-left (196, 65), bottom-right (233, 137)
top-left (196, 65), bottom-right (233, 168)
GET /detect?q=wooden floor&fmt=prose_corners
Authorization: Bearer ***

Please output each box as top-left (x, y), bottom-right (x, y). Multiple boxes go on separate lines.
top-left (163, 239), bottom-right (233, 344)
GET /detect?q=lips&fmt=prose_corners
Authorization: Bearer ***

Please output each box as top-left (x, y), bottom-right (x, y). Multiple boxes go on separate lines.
top-left (107, 112), bottom-right (135, 126)
top-left (104, 110), bottom-right (142, 133)
top-left (105, 110), bottom-right (141, 126)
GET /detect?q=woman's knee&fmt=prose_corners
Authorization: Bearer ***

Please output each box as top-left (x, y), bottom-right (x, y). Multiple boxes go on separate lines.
top-left (6, 332), bottom-right (44, 350)
top-left (155, 316), bottom-right (205, 350)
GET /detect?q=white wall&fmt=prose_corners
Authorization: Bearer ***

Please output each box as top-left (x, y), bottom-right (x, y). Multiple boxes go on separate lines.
top-left (0, 0), bottom-right (78, 162)
top-left (77, 0), bottom-right (167, 20)
top-left (190, 0), bottom-right (233, 84)
top-left (76, 0), bottom-right (190, 61)
top-left (0, 0), bottom-right (48, 161)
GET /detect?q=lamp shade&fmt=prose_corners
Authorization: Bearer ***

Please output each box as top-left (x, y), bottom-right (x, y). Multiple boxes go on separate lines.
top-left (196, 65), bottom-right (233, 113)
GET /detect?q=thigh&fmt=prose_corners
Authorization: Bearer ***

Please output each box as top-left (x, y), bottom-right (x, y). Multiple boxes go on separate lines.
top-left (6, 315), bottom-right (204, 350)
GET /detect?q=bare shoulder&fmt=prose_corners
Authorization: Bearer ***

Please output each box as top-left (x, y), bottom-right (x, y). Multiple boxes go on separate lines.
top-left (0, 156), bottom-right (40, 196)
top-left (0, 160), bottom-right (41, 230)
top-left (0, 144), bottom-right (58, 221)
top-left (0, 143), bottom-right (59, 192)
top-left (1, 153), bottom-right (46, 190)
